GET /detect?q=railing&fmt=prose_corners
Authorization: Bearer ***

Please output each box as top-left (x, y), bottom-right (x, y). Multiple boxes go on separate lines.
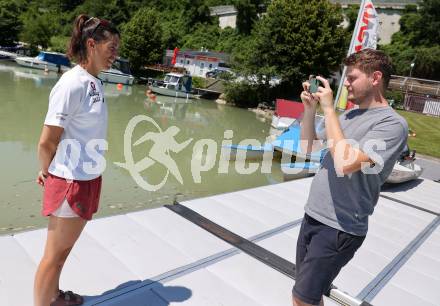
top-left (404, 94), bottom-right (440, 117)
top-left (389, 75), bottom-right (440, 98)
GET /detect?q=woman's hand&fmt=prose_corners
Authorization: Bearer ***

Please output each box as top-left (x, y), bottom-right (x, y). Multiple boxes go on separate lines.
top-left (301, 81), bottom-right (318, 111)
top-left (36, 170), bottom-right (48, 187)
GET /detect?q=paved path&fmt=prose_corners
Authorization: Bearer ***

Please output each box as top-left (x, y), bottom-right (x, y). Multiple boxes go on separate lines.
top-left (417, 155), bottom-right (440, 181)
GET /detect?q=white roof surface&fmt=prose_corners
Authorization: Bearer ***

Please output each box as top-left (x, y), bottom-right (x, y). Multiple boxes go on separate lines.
top-left (1, 177), bottom-right (439, 305)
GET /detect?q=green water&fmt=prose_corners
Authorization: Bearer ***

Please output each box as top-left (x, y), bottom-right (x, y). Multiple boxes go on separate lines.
top-left (0, 61), bottom-right (283, 234)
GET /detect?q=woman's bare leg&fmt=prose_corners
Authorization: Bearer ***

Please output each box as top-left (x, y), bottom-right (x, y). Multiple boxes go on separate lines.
top-left (34, 216), bottom-right (86, 306)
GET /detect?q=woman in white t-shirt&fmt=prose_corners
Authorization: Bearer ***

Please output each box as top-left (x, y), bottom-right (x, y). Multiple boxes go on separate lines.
top-left (35, 15), bottom-right (119, 306)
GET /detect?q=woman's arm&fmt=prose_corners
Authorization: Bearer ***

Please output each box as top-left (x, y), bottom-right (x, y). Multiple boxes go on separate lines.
top-left (36, 125), bottom-right (64, 186)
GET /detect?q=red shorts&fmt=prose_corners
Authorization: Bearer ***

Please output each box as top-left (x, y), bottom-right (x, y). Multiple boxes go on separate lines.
top-left (42, 174), bottom-right (102, 220)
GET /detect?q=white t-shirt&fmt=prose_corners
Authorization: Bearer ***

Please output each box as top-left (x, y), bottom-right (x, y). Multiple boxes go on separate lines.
top-left (45, 65), bottom-right (108, 180)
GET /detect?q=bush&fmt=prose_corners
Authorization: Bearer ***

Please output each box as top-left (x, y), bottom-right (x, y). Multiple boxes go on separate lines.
top-left (49, 35), bottom-right (69, 53)
top-left (191, 76), bottom-right (207, 89)
top-left (386, 90), bottom-right (404, 109)
top-left (225, 82), bottom-right (260, 108)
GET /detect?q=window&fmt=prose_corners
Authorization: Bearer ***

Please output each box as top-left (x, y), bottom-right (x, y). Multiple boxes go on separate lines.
top-left (180, 59), bottom-right (184, 64)
top-left (209, 64), bottom-right (213, 69)
top-left (186, 60), bottom-right (190, 65)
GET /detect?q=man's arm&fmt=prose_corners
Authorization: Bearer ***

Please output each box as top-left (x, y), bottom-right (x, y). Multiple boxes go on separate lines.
top-left (299, 82), bottom-right (324, 155)
top-left (314, 77), bottom-right (373, 176)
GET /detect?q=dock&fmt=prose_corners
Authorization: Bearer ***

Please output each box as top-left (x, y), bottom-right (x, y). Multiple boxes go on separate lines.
top-left (1, 177), bottom-right (439, 306)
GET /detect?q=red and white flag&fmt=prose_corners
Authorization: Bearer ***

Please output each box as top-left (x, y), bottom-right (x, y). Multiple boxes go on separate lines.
top-left (353, 0), bottom-right (378, 52)
top-left (336, 0), bottom-right (378, 110)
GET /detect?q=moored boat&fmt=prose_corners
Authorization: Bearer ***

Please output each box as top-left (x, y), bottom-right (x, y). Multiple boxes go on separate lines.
top-left (149, 73), bottom-right (195, 99)
top-left (98, 57), bottom-right (134, 85)
top-left (15, 51), bottom-right (71, 73)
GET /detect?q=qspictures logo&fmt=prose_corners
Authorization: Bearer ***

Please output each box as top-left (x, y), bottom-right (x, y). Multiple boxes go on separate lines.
top-left (53, 115), bottom-right (386, 191)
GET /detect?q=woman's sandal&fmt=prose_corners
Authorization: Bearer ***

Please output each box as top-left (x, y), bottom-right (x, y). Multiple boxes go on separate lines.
top-left (51, 290), bottom-right (84, 306)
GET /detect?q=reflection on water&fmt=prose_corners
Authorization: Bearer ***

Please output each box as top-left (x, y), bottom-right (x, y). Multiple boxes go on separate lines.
top-left (0, 62), bottom-right (283, 234)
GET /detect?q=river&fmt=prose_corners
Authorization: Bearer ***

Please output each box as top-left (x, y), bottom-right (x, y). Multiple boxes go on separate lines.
top-left (0, 61), bottom-right (284, 234)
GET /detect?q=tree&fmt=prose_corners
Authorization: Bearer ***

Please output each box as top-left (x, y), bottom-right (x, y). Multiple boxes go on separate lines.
top-left (244, 0), bottom-right (346, 91)
top-left (235, 0), bottom-right (259, 35)
top-left (381, 1), bottom-right (440, 80)
top-left (120, 8), bottom-right (163, 72)
top-left (181, 23), bottom-right (220, 50)
top-left (409, 0), bottom-right (440, 47)
top-left (344, 4), bottom-right (359, 33)
top-left (0, 0), bottom-right (24, 46)
top-left (19, 6), bottom-right (61, 49)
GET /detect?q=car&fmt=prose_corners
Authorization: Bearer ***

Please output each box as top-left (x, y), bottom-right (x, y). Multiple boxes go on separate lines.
top-left (205, 67), bottom-right (234, 79)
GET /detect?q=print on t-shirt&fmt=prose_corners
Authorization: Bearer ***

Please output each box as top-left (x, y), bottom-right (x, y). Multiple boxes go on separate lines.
top-left (89, 81), bottom-right (101, 104)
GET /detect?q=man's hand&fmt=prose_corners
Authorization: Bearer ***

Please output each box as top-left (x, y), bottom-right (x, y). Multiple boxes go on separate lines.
top-left (301, 81), bottom-right (318, 111)
top-left (313, 76), bottom-right (334, 113)
top-left (36, 170), bottom-right (48, 187)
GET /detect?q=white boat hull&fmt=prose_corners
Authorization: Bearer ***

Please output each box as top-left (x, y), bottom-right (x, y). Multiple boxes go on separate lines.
top-left (385, 161), bottom-right (423, 184)
top-left (271, 116), bottom-right (297, 130)
top-left (150, 86), bottom-right (194, 99)
top-left (15, 57), bottom-right (70, 72)
top-left (98, 70), bottom-right (134, 85)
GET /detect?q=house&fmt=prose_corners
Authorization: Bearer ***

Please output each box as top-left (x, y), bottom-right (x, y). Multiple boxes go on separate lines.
top-left (209, 5), bottom-right (238, 29)
top-left (164, 49), bottom-right (230, 78)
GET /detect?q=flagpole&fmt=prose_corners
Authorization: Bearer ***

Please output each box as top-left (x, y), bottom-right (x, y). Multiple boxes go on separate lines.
top-left (334, 0), bottom-right (367, 110)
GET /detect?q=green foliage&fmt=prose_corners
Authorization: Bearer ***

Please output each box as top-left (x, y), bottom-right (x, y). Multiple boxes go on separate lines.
top-left (382, 0), bottom-right (440, 80)
top-left (19, 6), bottom-right (61, 49)
top-left (216, 27), bottom-right (243, 54)
top-left (160, 11), bottom-right (188, 50)
top-left (192, 76), bottom-right (207, 89)
top-left (244, 0), bottom-right (346, 89)
top-left (181, 23), bottom-right (220, 50)
top-left (385, 90), bottom-right (404, 109)
top-left (73, 0), bottom-right (131, 27)
top-left (235, 0), bottom-right (259, 35)
top-left (120, 8), bottom-right (163, 73)
top-left (410, 0), bottom-right (440, 47)
top-left (0, 0), bottom-right (24, 46)
top-left (225, 81), bottom-right (260, 108)
top-left (49, 35), bottom-right (70, 53)
top-left (344, 4), bottom-right (359, 33)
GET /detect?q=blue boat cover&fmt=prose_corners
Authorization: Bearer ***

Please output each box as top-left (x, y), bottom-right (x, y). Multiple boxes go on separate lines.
top-left (273, 125), bottom-right (327, 161)
top-left (37, 52), bottom-right (70, 67)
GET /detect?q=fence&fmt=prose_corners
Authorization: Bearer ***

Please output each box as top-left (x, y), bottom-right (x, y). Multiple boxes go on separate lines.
top-left (404, 94), bottom-right (440, 117)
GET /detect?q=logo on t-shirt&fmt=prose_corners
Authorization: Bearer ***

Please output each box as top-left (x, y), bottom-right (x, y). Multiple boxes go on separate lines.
top-left (89, 81), bottom-right (101, 104)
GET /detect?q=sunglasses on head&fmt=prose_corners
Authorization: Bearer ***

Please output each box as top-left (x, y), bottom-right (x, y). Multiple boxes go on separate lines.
top-left (84, 17), bottom-right (111, 37)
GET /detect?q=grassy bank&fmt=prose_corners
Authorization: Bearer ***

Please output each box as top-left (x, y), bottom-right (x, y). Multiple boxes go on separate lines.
top-left (397, 110), bottom-right (440, 158)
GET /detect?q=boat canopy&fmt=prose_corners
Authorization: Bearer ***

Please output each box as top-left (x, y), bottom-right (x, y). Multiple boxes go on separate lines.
top-left (112, 58), bottom-right (132, 75)
top-left (37, 52), bottom-right (70, 67)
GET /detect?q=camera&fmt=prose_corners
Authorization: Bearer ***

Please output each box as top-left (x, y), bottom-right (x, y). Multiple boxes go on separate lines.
top-left (308, 75), bottom-right (320, 94)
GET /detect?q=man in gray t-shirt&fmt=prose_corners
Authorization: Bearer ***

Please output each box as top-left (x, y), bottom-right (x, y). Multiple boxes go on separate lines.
top-left (292, 49), bottom-right (408, 306)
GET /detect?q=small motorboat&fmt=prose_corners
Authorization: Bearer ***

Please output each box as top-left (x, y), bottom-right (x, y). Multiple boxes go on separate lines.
top-left (149, 73), bottom-right (195, 99)
top-left (271, 99), bottom-right (304, 130)
top-left (386, 149), bottom-right (424, 183)
top-left (15, 51), bottom-right (71, 73)
top-left (99, 57), bottom-right (134, 85)
top-left (0, 50), bottom-right (18, 61)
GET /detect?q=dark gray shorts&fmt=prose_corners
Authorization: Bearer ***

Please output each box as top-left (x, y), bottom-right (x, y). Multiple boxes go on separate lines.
top-left (292, 214), bottom-right (365, 305)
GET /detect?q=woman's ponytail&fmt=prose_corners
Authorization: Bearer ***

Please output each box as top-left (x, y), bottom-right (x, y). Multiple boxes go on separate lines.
top-left (66, 14), bottom-right (119, 64)
top-left (67, 14), bottom-right (90, 63)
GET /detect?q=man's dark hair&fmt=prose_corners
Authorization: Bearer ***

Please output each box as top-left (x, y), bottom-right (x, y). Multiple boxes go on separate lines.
top-left (343, 49), bottom-right (394, 92)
